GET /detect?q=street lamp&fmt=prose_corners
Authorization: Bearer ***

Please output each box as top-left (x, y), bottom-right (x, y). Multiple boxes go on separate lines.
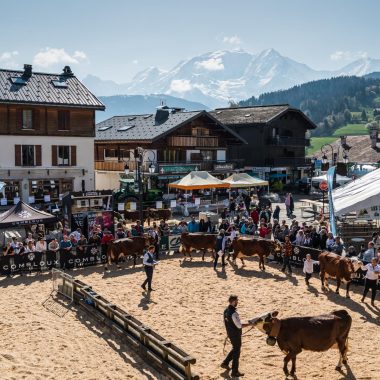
top-left (124, 163), bottom-right (130, 175)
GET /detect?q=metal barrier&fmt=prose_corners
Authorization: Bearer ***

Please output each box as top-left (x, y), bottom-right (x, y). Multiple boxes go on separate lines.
top-left (54, 270), bottom-right (199, 380)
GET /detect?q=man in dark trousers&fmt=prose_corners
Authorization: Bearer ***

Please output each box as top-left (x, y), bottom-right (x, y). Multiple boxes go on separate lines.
top-left (221, 295), bottom-right (251, 377)
top-left (141, 245), bottom-right (158, 291)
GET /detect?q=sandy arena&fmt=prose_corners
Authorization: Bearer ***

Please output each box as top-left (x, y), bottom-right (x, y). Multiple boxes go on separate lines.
top-left (0, 254), bottom-right (379, 380)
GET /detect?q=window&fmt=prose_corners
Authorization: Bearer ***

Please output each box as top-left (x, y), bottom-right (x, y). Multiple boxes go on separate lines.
top-left (22, 110), bottom-right (33, 129)
top-left (104, 148), bottom-right (118, 160)
top-left (22, 145), bottom-right (35, 166)
top-left (10, 77), bottom-right (26, 85)
top-left (192, 127), bottom-right (209, 137)
top-left (52, 80), bottom-right (68, 88)
top-left (52, 145), bottom-right (76, 166)
top-left (58, 146), bottom-right (70, 165)
top-left (58, 110), bottom-right (70, 130)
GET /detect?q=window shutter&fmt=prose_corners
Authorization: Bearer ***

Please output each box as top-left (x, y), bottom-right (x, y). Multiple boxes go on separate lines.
top-left (71, 145), bottom-right (77, 166)
top-left (33, 109), bottom-right (40, 130)
top-left (15, 145), bottom-right (21, 166)
top-left (66, 111), bottom-right (70, 130)
top-left (35, 145), bottom-right (42, 166)
top-left (52, 145), bottom-right (58, 166)
top-left (17, 109), bottom-right (23, 129)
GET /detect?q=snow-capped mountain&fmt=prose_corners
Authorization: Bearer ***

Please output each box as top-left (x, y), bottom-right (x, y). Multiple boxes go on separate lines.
top-left (83, 49), bottom-right (380, 108)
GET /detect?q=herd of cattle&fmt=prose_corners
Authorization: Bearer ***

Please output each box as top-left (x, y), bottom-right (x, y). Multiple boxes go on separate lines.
top-left (105, 232), bottom-right (365, 298)
top-left (103, 232), bottom-right (362, 375)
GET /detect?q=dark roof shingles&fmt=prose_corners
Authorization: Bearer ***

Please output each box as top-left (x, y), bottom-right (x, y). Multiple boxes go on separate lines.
top-left (0, 69), bottom-right (104, 110)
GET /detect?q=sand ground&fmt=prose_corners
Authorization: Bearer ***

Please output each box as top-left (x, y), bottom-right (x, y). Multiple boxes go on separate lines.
top-left (0, 253), bottom-right (379, 380)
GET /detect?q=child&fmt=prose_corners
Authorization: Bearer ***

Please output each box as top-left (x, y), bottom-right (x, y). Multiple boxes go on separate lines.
top-left (303, 254), bottom-right (318, 285)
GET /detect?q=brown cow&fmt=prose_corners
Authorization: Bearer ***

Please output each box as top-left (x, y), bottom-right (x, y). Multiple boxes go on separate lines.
top-left (148, 208), bottom-right (172, 222)
top-left (230, 237), bottom-right (282, 270)
top-left (318, 252), bottom-right (362, 298)
top-left (251, 309), bottom-right (352, 376)
top-left (105, 234), bottom-right (154, 271)
top-left (180, 232), bottom-right (217, 261)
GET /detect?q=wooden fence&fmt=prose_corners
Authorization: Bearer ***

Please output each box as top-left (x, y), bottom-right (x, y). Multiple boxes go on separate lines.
top-left (56, 271), bottom-right (199, 380)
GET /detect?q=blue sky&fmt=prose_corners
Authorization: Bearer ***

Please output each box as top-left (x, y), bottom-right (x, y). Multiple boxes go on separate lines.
top-left (1, 0), bottom-right (378, 82)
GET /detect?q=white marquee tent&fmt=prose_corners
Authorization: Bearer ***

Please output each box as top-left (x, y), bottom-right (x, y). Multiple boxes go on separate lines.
top-left (312, 173), bottom-right (352, 185)
top-left (222, 173), bottom-right (269, 188)
top-left (332, 168), bottom-right (380, 216)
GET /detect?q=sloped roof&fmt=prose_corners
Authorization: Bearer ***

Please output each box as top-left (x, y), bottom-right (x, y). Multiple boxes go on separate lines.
top-left (0, 201), bottom-right (57, 228)
top-left (312, 135), bottom-right (380, 163)
top-left (210, 104), bottom-right (316, 129)
top-left (95, 110), bottom-right (247, 143)
top-left (0, 67), bottom-right (105, 110)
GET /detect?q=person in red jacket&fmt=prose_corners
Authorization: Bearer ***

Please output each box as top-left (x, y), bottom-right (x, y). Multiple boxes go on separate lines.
top-left (101, 228), bottom-right (114, 256)
top-left (250, 207), bottom-right (259, 226)
top-left (258, 223), bottom-right (268, 238)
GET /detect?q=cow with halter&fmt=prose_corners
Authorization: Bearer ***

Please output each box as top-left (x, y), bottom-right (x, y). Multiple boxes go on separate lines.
top-left (230, 237), bottom-right (282, 270)
top-left (105, 234), bottom-right (154, 271)
top-left (318, 252), bottom-right (362, 298)
top-left (179, 232), bottom-right (217, 261)
top-left (250, 309), bottom-right (352, 376)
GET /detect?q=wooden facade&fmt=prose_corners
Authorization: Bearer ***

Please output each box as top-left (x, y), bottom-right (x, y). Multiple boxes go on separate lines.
top-left (0, 104), bottom-right (95, 137)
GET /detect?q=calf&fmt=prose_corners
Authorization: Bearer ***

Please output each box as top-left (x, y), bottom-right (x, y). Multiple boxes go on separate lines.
top-left (251, 309), bottom-right (352, 376)
top-left (318, 252), bottom-right (362, 298)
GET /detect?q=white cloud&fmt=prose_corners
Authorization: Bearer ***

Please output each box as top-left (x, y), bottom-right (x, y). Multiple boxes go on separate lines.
top-left (169, 79), bottom-right (193, 93)
top-left (33, 48), bottom-right (87, 68)
top-left (0, 51), bottom-right (19, 61)
top-left (132, 59), bottom-right (139, 64)
top-left (330, 50), bottom-right (368, 61)
top-left (222, 35), bottom-right (241, 45)
top-left (195, 57), bottom-right (224, 71)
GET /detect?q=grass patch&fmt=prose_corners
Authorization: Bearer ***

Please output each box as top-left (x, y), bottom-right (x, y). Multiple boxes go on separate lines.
top-left (307, 136), bottom-right (338, 155)
top-left (332, 123), bottom-right (368, 136)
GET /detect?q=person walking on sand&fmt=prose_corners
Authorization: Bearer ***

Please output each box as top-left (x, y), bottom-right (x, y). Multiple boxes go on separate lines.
top-left (141, 245), bottom-right (158, 292)
top-left (303, 253), bottom-right (319, 285)
top-left (221, 295), bottom-right (251, 377)
top-left (361, 257), bottom-right (380, 306)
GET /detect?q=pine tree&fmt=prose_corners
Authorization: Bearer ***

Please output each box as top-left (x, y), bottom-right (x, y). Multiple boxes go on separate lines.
top-left (361, 109), bottom-right (368, 121)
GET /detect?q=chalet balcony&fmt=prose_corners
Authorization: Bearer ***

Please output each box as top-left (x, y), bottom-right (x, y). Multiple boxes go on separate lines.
top-left (267, 136), bottom-right (310, 147)
top-left (167, 135), bottom-right (219, 147)
top-left (264, 157), bottom-right (308, 167)
top-left (95, 159), bottom-right (245, 172)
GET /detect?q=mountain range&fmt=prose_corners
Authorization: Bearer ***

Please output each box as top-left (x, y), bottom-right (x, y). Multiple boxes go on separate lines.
top-left (84, 48), bottom-right (380, 109)
top-left (96, 95), bottom-right (208, 122)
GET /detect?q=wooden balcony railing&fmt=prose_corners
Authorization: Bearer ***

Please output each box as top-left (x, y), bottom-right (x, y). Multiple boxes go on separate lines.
top-left (167, 135), bottom-right (219, 147)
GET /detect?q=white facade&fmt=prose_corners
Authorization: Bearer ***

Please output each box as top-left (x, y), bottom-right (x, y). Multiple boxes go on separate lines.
top-left (0, 135), bottom-right (94, 202)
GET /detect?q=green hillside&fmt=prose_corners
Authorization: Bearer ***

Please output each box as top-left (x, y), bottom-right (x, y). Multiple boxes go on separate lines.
top-left (307, 137), bottom-right (338, 155)
top-left (239, 75), bottom-right (380, 138)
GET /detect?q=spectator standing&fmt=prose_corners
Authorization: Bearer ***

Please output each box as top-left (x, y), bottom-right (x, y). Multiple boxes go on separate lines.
top-left (46, 238), bottom-right (58, 252)
top-left (10, 237), bottom-right (20, 254)
top-left (326, 233), bottom-right (335, 251)
top-left (362, 242), bottom-right (376, 263)
top-left (188, 217), bottom-right (199, 233)
top-left (281, 235), bottom-right (293, 275)
top-left (76, 234), bottom-right (88, 254)
top-left (35, 237), bottom-right (47, 252)
top-left (250, 208), bottom-right (259, 227)
top-left (258, 223), bottom-right (268, 238)
top-left (331, 236), bottom-right (344, 255)
top-left (25, 240), bottom-right (36, 253)
top-left (361, 257), bottom-right (380, 306)
top-left (272, 205), bottom-right (280, 221)
top-left (295, 230), bottom-right (305, 246)
top-left (284, 193), bottom-right (293, 218)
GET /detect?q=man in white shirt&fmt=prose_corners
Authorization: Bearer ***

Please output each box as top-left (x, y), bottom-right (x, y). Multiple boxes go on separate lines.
top-left (221, 295), bottom-right (251, 377)
top-left (141, 245), bottom-right (158, 292)
top-left (361, 258), bottom-right (380, 306)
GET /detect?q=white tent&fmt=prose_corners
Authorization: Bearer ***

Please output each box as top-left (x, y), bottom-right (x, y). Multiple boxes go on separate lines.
top-left (168, 171), bottom-right (230, 190)
top-left (312, 173), bottom-right (352, 184)
top-left (222, 173), bottom-right (269, 188)
top-left (332, 168), bottom-right (380, 216)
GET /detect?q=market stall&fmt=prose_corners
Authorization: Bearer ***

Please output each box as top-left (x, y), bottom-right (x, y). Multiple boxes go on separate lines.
top-left (222, 172), bottom-right (269, 189)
